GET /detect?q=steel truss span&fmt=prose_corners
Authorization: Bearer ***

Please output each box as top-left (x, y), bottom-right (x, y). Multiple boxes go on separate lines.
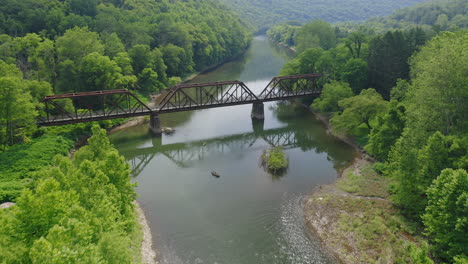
top-left (38, 73), bottom-right (323, 126)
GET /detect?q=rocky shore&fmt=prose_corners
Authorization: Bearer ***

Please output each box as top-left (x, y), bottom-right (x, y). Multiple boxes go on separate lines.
top-left (304, 158), bottom-right (392, 263)
top-left (304, 112), bottom-right (425, 263)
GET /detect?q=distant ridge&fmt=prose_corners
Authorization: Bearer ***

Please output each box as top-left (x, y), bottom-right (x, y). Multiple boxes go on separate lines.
top-left (219, 0), bottom-right (429, 31)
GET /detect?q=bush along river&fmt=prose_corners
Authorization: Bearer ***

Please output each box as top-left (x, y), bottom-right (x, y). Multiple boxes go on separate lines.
top-left (109, 36), bottom-right (357, 264)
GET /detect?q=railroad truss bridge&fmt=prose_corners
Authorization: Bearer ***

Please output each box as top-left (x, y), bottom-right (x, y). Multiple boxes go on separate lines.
top-left (38, 73), bottom-right (323, 133)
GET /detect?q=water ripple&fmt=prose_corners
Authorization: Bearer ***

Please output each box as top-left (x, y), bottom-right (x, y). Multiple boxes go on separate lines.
top-left (276, 193), bottom-right (334, 264)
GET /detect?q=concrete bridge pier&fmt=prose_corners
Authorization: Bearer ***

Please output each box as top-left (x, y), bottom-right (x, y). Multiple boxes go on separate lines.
top-left (251, 102), bottom-right (264, 120)
top-left (149, 113), bottom-right (162, 135)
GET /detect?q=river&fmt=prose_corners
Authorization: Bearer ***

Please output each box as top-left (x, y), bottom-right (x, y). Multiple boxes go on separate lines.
top-left (109, 36), bottom-right (357, 264)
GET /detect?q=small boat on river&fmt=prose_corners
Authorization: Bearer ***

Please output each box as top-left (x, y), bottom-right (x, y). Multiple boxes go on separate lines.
top-left (211, 171), bottom-right (220, 178)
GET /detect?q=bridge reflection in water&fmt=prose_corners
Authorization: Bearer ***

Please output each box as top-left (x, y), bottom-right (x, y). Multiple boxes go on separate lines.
top-left (115, 119), bottom-right (352, 178)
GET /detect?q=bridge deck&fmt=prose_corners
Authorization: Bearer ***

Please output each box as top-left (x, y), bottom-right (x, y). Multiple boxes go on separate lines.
top-left (38, 92), bottom-right (320, 126)
top-left (38, 74), bottom-right (323, 126)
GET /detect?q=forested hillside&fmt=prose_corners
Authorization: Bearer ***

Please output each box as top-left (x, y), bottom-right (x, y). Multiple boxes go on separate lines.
top-left (0, 0), bottom-right (251, 83)
top-left (269, 0), bottom-right (468, 47)
top-left (0, 0), bottom-right (251, 148)
top-left (338, 0), bottom-right (468, 33)
top-left (219, 0), bottom-right (428, 32)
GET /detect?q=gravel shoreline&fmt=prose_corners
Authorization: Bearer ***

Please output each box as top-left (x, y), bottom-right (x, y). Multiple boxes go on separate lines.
top-left (135, 202), bottom-right (159, 264)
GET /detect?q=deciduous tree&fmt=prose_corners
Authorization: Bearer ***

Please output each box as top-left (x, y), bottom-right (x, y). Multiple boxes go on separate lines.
top-left (365, 100), bottom-right (405, 161)
top-left (295, 20), bottom-right (337, 52)
top-left (422, 169), bottom-right (468, 262)
top-left (331, 88), bottom-right (388, 134)
top-left (311, 81), bottom-right (354, 112)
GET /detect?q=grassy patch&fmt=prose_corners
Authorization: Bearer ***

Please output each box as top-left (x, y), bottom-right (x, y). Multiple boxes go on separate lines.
top-left (336, 197), bottom-right (423, 263)
top-left (337, 161), bottom-right (389, 198)
top-left (261, 146), bottom-right (289, 175)
top-left (306, 159), bottom-right (433, 263)
top-left (42, 119), bottom-right (124, 141)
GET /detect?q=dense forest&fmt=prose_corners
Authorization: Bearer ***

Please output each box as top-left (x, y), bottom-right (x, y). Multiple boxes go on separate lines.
top-left (220, 0), bottom-right (428, 32)
top-left (269, 1), bottom-right (467, 261)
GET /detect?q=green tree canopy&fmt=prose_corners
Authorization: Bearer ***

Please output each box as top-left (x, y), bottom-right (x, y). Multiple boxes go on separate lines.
top-left (345, 31), bottom-right (367, 59)
top-left (340, 58), bottom-right (368, 93)
top-left (161, 43), bottom-right (194, 77)
top-left (386, 31), bottom-right (467, 221)
top-left (406, 31), bottom-right (467, 138)
top-left (311, 81), bottom-right (354, 113)
top-left (295, 20), bottom-right (337, 52)
top-left (56, 27), bottom-right (104, 64)
top-left (365, 100), bottom-right (405, 161)
top-left (0, 62), bottom-right (38, 147)
top-left (79, 52), bottom-right (127, 91)
top-left (331, 88), bottom-right (388, 134)
top-left (367, 28), bottom-right (427, 98)
top-left (101, 32), bottom-right (125, 59)
top-left (422, 168), bottom-right (468, 262)
top-left (0, 125), bottom-right (138, 262)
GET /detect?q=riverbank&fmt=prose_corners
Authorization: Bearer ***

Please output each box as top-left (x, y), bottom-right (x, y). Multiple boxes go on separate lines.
top-left (135, 202), bottom-right (159, 264)
top-left (305, 113), bottom-right (429, 263)
top-left (266, 36), bottom-right (297, 54)
top-left (182, 44), bottom-right (252, 84)
top-left (311, 111), bottom-right (363, 153)
top-left (277, 42), bottom-right (297, 53)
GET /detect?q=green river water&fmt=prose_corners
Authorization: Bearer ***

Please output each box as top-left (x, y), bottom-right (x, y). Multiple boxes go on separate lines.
top-left (109, 36), bottom-right (357, 264)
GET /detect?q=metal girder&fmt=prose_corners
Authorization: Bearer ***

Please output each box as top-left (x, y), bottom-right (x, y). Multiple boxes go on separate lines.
top-left (37, 73), bottom-right (325, 126)
top-left (155, 81), bottom-right (259, 113)
top-left (38, 89), bottom-right (152, 126)
top-left (41, 89), bottom-right (129, 101)
top-left (259, 73), bottom-right (322, 101)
